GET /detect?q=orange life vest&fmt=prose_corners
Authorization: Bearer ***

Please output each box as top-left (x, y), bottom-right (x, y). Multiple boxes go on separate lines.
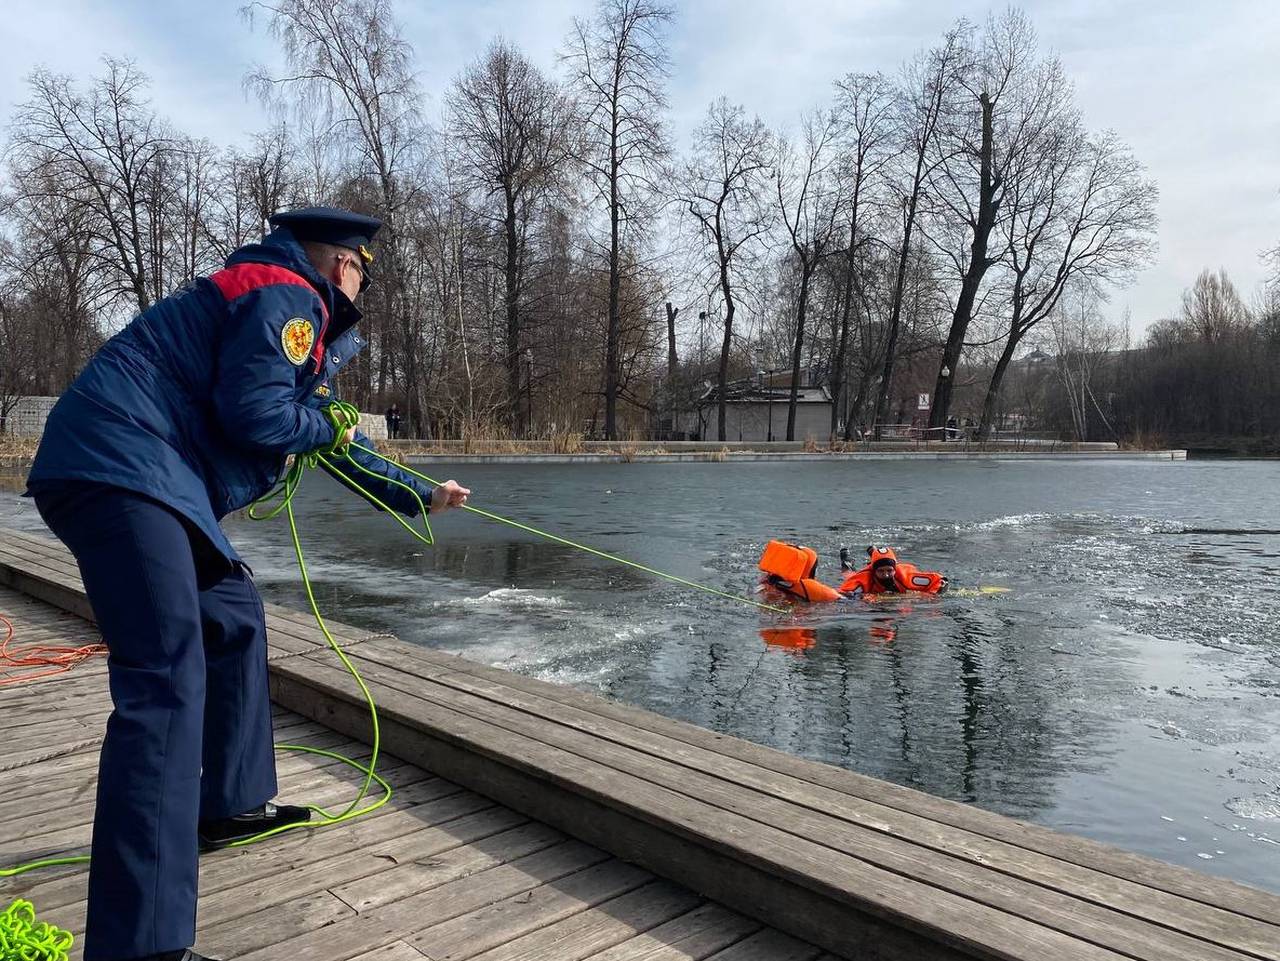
top-left (757, 540), bottom-right (843, 603)
top-left (836, 545), bottom-right (947, 596)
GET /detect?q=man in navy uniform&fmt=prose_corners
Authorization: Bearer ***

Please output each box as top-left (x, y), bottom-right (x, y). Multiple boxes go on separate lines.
top-left (26, 207), bottom-right (470, 961)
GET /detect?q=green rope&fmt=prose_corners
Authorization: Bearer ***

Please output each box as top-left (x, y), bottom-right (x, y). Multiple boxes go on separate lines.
top-left (0, 899), bottom-right (73, 961)
top-left (0, 403), bottom-right (391, 885)
top-left (340, 436), bottom-right (786, 615)
top-left (237, 401), bottom-right (390, 845)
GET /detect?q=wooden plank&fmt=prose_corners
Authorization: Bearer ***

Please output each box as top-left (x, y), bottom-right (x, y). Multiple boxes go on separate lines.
top-left (325, 652), bottom-right (1275, 961)
top-left (376, 661), bottom-right (1280, 960)
top-left (700, 929), bottom-right (824, 961)
top-left (576, 903), bottom-right (761, 961)
top-left (270, 657), bottom-right (1104, 961)
top-left (0, 537), bottom-right (325, 660)
top-left (4, 718), bottom-right (99, 753)
top-left (462, 882), bottom-right (706, 961)
top-left (0, 562), bottom-right (94, 622)
top-left (25, 764), bottom-right (452, 936)
top-left (407, 858), bottom-right (654, 961)
top-left (330, 821), bottom-right (570, 913)
top-left (3, 736), bottom-right (102, 773)
top-left (347, 942), bottom-right (428, 961)
top-left (350, 637), bottom-right (1280, 926)
top-left (196, 889), bottom-right (358, 959)
top-left (7, 781), bottom-right (479, 913)
top-left (229, 840), bottom-right (611, 961)
top-left (0, 723), bottom-right (358, 808)
top-left (198, 803), bottom-right (533, 928)
top-left (0, 754), bottom-right (423, 871)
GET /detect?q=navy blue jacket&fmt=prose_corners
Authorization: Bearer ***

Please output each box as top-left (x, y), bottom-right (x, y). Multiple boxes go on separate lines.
top-left (27, 228), bottom-right (433, 562)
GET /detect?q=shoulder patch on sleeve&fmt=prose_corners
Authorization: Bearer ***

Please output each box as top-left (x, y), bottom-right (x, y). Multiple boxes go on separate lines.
top-left (282, 318), bottom-right (315, 366)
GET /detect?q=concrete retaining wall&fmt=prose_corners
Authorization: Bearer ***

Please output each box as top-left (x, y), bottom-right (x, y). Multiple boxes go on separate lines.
top-left (3, 395), bottom-right (389, 443)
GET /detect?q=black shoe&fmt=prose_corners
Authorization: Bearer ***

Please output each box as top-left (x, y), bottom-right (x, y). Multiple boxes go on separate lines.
top-left (199, 801), bottom-right (312, 851)
top-left (136, 951), bottom-right (221, 961)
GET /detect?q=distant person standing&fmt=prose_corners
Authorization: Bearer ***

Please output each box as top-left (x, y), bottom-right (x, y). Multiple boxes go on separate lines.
top-left (385, 403), bottom-right (402, 439)
top-left (946, 415), bottom-right (958, 441)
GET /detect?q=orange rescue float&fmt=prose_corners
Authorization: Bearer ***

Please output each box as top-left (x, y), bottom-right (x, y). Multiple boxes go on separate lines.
top-left (757, 540), bottom-right (843, 602)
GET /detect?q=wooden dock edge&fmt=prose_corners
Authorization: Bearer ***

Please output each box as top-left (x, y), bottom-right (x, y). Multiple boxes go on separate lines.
top-left (269, 663), bottom-right (958, 961)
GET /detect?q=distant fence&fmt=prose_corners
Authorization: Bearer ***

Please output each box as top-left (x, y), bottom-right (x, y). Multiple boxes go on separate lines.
top-left (2, 395), bottom-right (389, 443)
top-left (1, 397), bottom-right (58, 438)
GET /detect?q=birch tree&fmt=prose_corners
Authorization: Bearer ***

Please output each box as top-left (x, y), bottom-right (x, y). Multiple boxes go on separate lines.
top-left (563, 0), bottom-right (673, 439)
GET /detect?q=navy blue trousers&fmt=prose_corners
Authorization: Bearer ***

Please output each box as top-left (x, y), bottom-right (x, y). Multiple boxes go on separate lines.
top-left (35, 484), bottom-right (277, 961)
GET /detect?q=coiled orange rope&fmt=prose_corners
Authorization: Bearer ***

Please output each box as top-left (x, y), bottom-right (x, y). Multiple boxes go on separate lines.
top-left (0, 613), bottom-right (107, 686)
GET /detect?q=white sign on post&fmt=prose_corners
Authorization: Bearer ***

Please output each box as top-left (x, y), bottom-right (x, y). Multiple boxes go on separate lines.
top-left (917, 392), bottom-right (930, 410)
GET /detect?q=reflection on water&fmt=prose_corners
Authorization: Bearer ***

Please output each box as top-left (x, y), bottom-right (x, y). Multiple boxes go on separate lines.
top-left (3, 458), bottom-right (1280, 891)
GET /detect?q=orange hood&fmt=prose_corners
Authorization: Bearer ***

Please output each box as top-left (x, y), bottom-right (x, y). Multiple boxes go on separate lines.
top-left (867, 546), bottom-right (899, 568)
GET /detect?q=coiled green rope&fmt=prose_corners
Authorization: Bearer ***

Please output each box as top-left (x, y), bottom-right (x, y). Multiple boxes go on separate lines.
top-left (0, 899), bottom-right (73, 961)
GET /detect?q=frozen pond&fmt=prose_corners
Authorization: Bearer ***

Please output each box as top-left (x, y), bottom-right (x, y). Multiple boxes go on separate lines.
top-left (4, 458), bottom-right (1279, 891)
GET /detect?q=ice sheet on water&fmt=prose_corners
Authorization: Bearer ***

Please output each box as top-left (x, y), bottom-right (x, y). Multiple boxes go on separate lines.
top-left (439, 587), bottom-right (566, 609)
top-left (1225, 793), bottom-right (1280, 821)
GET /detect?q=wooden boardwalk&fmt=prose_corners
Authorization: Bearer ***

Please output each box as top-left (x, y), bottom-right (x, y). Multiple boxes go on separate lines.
top-left (3, 527), bottom-right (1280, 961)
top-left (0, 583), bottom-right (830, 961)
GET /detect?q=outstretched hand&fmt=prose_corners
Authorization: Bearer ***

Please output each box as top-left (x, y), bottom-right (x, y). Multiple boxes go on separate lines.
top-left (430, 479), bottom-right (471, 514)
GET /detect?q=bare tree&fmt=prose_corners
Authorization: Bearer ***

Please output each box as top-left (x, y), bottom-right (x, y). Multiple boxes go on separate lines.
top-left (830, 72), bottom-right (894, 438)
top-left (926, 11), bottom-right (1071, 431)
top-left (681, 98), bottom-right (774, 441)
top-left (774, 111), bottom-right (839, 440)
top-left (977, 128), bottom-right (1157, 438)
top-left (245, 0), bottom-right (427, 419)
top-left (1051, 282), bottom-right (1120, 441)
top-left (1179, 268), bottom-right (1251, 343)
top-left (10, 60), bottom-right (173, 315)
top-left (2, 160), bottom-right (110, 386)
top-left (872, 30), bottom-right (963, 438)
top-left (0, 283), bottom-right (40, 431)
top-left (449, 40), bottom-right (574, 435)
top-left (563, 0), bottom-right (673, 439)
top-left (161, 137), bottom-right (223, 288)
top-left (210, 123), bottom-right (299, 259)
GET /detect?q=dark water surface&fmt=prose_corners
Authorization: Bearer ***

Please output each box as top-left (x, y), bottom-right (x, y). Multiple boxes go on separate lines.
top-left (3, 459), bottom-right (1279, 891)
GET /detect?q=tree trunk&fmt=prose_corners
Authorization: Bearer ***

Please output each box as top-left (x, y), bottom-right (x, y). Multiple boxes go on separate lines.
top-left (831, 209), bottom-right (860, 437)
top-left (717, 258), bottom-right (736, 442)
top-left (786, 259), bottom-right (813, 441)
top-left (665, 301), bottom-right (679, 439)
top-left (978, 328), bottom-right (1022, 441)
top-left (504, 188), bottom-right (522, 435)
top-left (717, 308), bottom-right (734, 442)
top-left (929, 91), bottom-right (999, 430)
top-left (604, 97), bottom-right (622, 441)
top-left (873, 191), bottom-right (921, 439)
top-left (666, 302), bottom-right (679, 375)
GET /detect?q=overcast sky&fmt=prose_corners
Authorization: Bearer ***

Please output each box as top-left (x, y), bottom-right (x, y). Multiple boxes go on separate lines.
top-left (2, 0), bottom-right (1276, 333)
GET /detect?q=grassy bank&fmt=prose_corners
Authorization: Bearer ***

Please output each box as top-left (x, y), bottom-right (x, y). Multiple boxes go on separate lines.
top-left (1124, 433), bottom-right (1280, 457)
top-left (0, 437), bottom-right (37, 469)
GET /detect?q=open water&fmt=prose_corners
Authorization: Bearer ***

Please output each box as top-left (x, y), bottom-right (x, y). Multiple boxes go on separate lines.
top-left (3, 458), bottom-right (1278, 891)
